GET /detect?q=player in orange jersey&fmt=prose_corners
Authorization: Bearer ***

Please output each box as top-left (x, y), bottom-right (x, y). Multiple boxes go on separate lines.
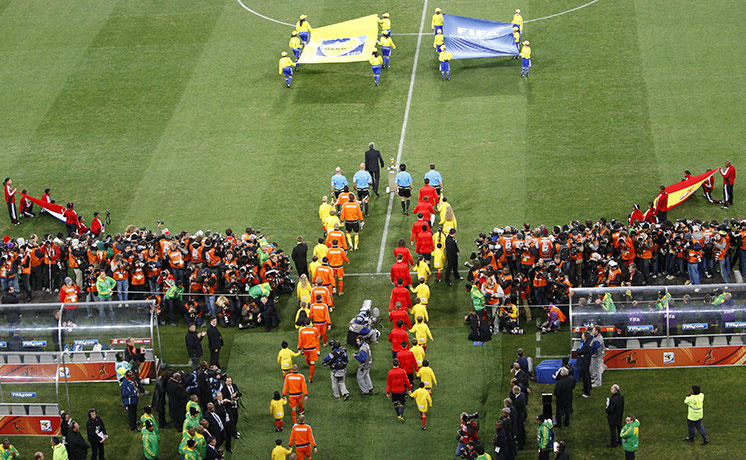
top-left (326, 240), bottom-right (349, 295)
top-left (340, 193), bottom-right (364, 250)
top-left (297, 318), bottom-right (320, 382)
top-left (282, 364), bottom-right (309, 424)
top-left (289, 414), bottom-right (317, 460)
top-left (325, 223), bottom-right (348, 250)
top-left (309, 295), bottom-right (331, 347)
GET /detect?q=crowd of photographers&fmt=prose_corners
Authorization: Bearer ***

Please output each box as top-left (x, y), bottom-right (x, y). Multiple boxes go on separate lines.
top-left (0, 223), bottom-right (294, 328)
top-left (468, 217), bottom-right (744, 300)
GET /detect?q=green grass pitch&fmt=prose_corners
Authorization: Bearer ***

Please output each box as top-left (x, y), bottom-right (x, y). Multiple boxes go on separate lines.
top-left (0, 0), bottom-right (744, 458)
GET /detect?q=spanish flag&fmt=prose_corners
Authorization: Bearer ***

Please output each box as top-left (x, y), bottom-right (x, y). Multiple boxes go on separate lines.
top-left (654, 169), bottom-right (717, 210)
top-left (298, 15), bottom-right (379, 64)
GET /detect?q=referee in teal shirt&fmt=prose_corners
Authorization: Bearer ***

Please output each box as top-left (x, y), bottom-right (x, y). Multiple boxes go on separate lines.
top-left (395, 163), bottom-right (413, 215)
top-left (331, 167), bottom-right (348, 200)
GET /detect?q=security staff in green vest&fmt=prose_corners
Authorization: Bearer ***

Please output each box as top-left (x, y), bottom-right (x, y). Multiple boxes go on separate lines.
top-left (684, 385), bottom-right (709, 445)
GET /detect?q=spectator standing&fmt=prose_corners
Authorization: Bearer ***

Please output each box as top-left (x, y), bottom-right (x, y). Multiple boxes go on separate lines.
top-left (205, 403), bottom-right (226, 449)
top-left (605, 384), bottom-right (625, 447)
top-left (553, 368), bottom-right (575, 427)
top-left (185, 323), bottom-right (206, 371)
top-left (85, 409), bottom-right (107, 460)
top-left (50, 437), bottom-right (66, 460)
top-left (620, 415), bottom-right (639, 460)
top-left (65, 422), bottom-right (89, 460)
top-left (207, 317), bottom-right (223, 367)
top-left (121, 370), bottom-right (140, 431)
top-left (444, 228), bottom-right (460, 286)
top-left (684, 385), bottom-right (709, 445)
top-left (364, 142), bottom-right (384, 196)
top-left (291, 236), bottom-right (308, 278)
top-left (720, 159), bottom-right (735, 209)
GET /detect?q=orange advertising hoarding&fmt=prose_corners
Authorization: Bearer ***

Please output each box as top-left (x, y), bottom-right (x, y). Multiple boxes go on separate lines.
top-left (604, 346), bottom-right (746, 369)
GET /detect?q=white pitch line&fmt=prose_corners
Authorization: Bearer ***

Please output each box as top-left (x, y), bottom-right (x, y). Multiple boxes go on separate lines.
top-left (375, 0), bottom-right (429, 274)
top-left (235, 0), bottom-right (293, 26)
top-left (525, 0), bottom-right (602, 23)
top-left (235, 0), bottom-right (604, 31)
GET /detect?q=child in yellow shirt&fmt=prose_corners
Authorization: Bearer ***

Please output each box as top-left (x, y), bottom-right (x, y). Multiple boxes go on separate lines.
top-left (269, 391), bottom-right (287, 432)
top-left (416, 359), bottom-right (437, 394)
top-left (410, 315), bottom-right (434, 350)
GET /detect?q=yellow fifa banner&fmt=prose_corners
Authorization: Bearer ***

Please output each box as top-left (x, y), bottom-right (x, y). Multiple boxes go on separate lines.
top-left (298, 15), bottom-right (379, 64)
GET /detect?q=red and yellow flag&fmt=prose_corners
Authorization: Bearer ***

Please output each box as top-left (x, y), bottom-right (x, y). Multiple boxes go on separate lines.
top-left (654, 169), bottom-right (717, 210)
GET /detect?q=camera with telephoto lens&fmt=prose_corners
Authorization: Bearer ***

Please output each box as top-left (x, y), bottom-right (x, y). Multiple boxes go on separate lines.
top-left (156, 220), bottom-right (164, 225)
top-left (462, 411), bottom-right (479, 422)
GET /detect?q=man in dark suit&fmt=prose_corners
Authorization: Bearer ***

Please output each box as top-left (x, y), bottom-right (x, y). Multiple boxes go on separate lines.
top-left (207, 317), bottom-right (223, 368)
top-left (364, 142), bottom-right (385, 196)
top-left (605, 384), bottom-right (625, 447)
top-left (510, 385), bottom-right (527, 450)
top-left (445, 228), bottom-right (461, 285)
top-left (205, 436), bottom-right (219, 460)
top-left (553, 367), bottom-right (575, 427)
top-left (576, 332), bottom-right (593, 398)
top-left (206, 402), bottom-right (226, 450)
top-left (291, 236), bottom-right (308, 277)
top-left (167, 372), bottom-right (188, 432)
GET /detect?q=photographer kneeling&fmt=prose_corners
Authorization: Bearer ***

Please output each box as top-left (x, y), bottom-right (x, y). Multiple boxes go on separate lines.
top-left (322, 340), bottom-right (350, 400)
top-left (454, 412), bottom-right (480, 459)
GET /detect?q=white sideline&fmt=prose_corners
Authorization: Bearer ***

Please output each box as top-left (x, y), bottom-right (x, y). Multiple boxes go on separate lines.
top-left (375, 0), bottom-right (429, 274)
top-left (234, 0), bottom-right (604, 31)
top-left (235, 0), bottom-right (293, 26)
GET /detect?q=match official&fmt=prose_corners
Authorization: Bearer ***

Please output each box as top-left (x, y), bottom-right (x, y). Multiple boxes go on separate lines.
top-left (424, 163), bottom-right (443, 196)
top-left (353, 163), bottom-right (373, 216)
top-left (331, 167), bottom-right (348, 199)
top-left (396, 164), bottom-right (413, 215)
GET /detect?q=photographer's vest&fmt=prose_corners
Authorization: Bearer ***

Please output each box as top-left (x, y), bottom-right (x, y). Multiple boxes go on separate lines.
top-left (358, 343), bottom-right (372, 369)
top-left (591, 333), bottom-right (605, 357)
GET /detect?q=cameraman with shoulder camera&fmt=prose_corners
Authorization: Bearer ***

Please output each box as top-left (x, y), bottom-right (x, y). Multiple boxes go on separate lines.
top-left (455, 412), bottom-right (479, 459)
top-left (321, 340), bottom-right (350, 400)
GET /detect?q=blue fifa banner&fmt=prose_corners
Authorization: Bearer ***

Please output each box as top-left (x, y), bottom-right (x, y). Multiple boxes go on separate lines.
top-left (627, 325), bottom-right (654, 333)
top-left (11, 392), bottom-right (36, 398)
top-left (682, 323), bottom-right (708, 331)
top-left (725, 322), bottom-right (746, 328)
top-left (442, 14), bottom-right (519, 60)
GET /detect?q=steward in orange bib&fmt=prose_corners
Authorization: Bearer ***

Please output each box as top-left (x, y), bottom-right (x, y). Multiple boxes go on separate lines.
top-left (541, 303), bottom-right (566, 333)
top-left (59, 276), bottom-right (80, 322)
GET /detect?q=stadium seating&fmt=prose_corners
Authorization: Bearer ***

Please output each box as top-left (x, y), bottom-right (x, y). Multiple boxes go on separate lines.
top-left (695, 337), bottom-right (710, 347)
top-left (642, 340), bottom-right (658, 348)
top-left (712, 336), bottom-right (729, 346)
